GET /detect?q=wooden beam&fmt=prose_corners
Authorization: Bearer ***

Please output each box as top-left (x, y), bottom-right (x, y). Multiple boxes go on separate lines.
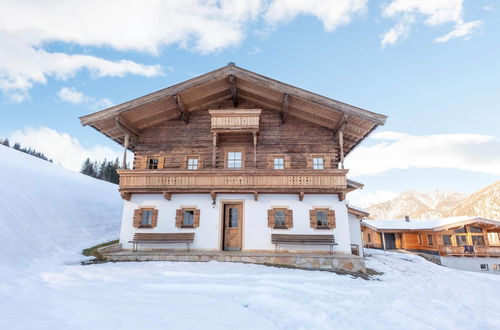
top-left (298, 191), bottom-right (304, 201)
top-left (122, 133), bottom-right (129, 169)
top-left (338, 191), bottom-right (346, 201)
top-left (120, 192), bottom-right (131, 201)
top-left (115, 117), bottom-right (138, 142)
top-left (229, 75), bottom-right (238, 107)
top-left (281, 93), bottom-right (289, 124)
top-left (253, 191), bottom-right (258, 201)
top-left (210, 191), bottom-right (217, 204)
top-left (338, 130), bottom-right (344, 169)
top-left (212, 132), bottom-right (218, 168)
top-left (332, 114), bottom-right (348, 137)
top-left (174, 94), bottom-right (190, 124)
top-left (253, 132), bottom-right (257, 168)
top-left (163, 192), bottom-right (172, 201)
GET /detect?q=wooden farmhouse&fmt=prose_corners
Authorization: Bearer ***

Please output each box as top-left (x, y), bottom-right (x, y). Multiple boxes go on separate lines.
top-left (80, 63), bottom-right (386, 272)
top-left (362, 216), bottom-right (500, 273)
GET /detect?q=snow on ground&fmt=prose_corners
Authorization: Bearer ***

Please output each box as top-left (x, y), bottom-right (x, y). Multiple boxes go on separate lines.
top-left (1, 145), bottom-right (500, 329)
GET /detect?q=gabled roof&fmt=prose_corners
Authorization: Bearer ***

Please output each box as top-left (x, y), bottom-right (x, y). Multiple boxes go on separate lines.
top-left (79, 63), bottom-right (387, 152)
top-left (362, 216), bottom-right (500, 232)
top-left (348, 205), bottom-right (370, 218)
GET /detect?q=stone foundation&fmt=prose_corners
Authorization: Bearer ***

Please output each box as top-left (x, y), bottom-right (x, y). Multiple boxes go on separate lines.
top-left (101, 250), bottom-right (366, 273)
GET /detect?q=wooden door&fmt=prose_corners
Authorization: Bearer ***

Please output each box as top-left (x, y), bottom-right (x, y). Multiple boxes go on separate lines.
top-left (223, 204), bottom-right (242, 251)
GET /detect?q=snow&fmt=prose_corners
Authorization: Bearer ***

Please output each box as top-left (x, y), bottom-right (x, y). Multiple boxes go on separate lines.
top-left (1, 145), bottom-right (500, 329)
top-left (362, 216), bottom-right (500, 231)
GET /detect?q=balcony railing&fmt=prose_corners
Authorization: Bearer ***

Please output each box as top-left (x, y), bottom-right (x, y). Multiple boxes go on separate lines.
top-left (118, 169), bottom-right (347, 193)
top-left (439, 245), bottom-right (500, 257)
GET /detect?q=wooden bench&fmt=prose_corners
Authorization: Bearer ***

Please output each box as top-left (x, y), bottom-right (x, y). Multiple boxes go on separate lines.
top-left (271, 234), bottom-right (337, 253)
top-left (129, 233), bottom-right (195, 252)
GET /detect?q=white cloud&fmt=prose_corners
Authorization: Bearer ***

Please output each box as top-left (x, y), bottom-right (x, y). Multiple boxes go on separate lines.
top-left (57, 87), bottom-right (88, 104)
top-left (434, 20), bottom-right (482, 43)
top-left (347, 189), bottom-right (398, 208)
top-left (265, 0), bottom-right (368, 31)
top-left (381, 0), bottom-right (481, 46)
top-left (483, 5), bottom-right (493, 11)
top-left (346, 131), bottom-right (500, 177)
top-left (57, 87), bottom-right (114, 109)
top-left (9, 127), bottom-right (130, 172)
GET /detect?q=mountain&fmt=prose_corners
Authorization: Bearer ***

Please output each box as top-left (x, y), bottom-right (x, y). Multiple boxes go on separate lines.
top-left (0, 145), bottom-right (122, 270)
top-left (367, 181), bottom-right (499, 220)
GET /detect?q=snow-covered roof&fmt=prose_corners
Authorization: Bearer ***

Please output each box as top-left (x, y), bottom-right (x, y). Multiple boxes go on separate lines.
top-left (362, 216), bottom-right (500, 231)
top-left (347, 205), bottom-right (369, 218)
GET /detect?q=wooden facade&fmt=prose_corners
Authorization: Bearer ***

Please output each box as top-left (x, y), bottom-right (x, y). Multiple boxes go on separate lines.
top-left (80, 64), bottom-right (387, 201)
top-left (361, 218), bottom-right (500, 257)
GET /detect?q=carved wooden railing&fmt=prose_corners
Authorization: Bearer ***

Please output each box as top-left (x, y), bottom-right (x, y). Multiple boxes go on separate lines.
top-left (438, 245), bottom-right (500, 257)
top-left (118, 169), bottom-right (347, 193)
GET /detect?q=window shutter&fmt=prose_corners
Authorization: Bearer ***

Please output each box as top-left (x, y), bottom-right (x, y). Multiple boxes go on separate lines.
top-left (180, 156), bottom-right (187, 169)
top-left (175, 209), bottom-right (183, 228)
top-left (151, 209), bottom-right (158, 228)
top-left (266, 155), bottom-right (273, 169)
top-left (194, 209), bottom-right (200, 228)
top-left (286, 209), bottom-right (293, 228)
top-left (198, 157), bottom-right (203, 169)
top-left (285, 155), bottom-right (291, 169)
top-left (133, 209), bottom-right (142, 228)
top-left (327, 210), bottom-right (336, 229)
top-left (306, 156), bottom-right (312, 169)
top-left (267, 209), bottom-right (274, 228)
top-left (325, 155), bottom-right (331, 169)
top-left (309, 210), bottom-right (316, 229)
top-left (157, 157), bottom-right (164, 169)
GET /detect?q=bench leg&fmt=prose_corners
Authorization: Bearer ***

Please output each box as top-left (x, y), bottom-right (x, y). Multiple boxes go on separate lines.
top-left (187, 243), bottom-right (190, 252)
top-left (275, 244), bottom-right (278, 253)
top-left (330, 244), bottom-right (333, 254)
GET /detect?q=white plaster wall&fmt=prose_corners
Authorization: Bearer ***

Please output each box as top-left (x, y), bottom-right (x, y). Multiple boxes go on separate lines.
top-left (120, 193), bottom-right (351, 253)
top-left (348, 213), bottom-right (363, 257)
top-left (440, 257), bottom-right (500, 274)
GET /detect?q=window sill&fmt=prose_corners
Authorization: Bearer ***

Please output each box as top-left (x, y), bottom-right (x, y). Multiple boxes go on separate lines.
top-left (273, 226), bottom-right (289, 230)
top-left (315, 226), bottom-right (332, 230)
top-left (139, 225), bottom-right (153, 229)
top-left (181, 225), bottom-right (195, 229)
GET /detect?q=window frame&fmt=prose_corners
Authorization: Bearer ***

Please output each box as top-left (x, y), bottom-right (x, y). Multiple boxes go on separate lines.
top-left (442, 234), bottom-right (453, 246)
top-left (140, 208), bottom-right (154, 228)
top-left (181, 208), bottom-right (196, 228)
top-left (273, 156), bottom-right (285, 170)
top-left (186, 156), bottom-right (199, 170)
top-left (225, 149), bottom-right (244, 169)
top-left (147, 157), bottom-right (159, 170)
top-left (427, 234), bottom-right (434, 246)
top-left (480, 264), bottom-right (489, 271)
top-left (311, 208), bottom-right (334, 230)
top-left (312, 156), bottom-right (325, 170)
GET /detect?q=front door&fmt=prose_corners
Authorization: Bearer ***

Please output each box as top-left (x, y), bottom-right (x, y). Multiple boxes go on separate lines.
top-left (223, 203), bottom-right (242, 251)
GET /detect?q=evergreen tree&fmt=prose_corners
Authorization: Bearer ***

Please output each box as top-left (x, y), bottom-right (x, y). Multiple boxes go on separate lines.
top-left (0, 138), bottom-right (9, 147)
top-left (80, 157), bottom-right (119, 184)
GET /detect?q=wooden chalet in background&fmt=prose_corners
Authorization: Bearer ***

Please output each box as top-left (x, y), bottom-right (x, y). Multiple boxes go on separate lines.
top-left (80, 63), bottom-right (386, 272)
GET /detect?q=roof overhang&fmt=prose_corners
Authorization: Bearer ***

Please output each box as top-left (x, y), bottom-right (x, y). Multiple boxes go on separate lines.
top-left (79, 63), bottom-right (387, 152)
top-left (361, 217), bottom-right (500, 232)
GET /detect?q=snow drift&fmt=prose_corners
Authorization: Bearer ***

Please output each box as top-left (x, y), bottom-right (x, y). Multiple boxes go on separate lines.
top-left (0, 145), bottom-right (122, 269)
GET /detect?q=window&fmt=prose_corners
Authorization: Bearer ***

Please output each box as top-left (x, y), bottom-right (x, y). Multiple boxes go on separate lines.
top-left (454, 227), bottom-right (466, 233)
top-left (141, 209), bottom-right (153, 227)
top-left (471, 235), bottom-right (485, 246)
top-left (273, 157), bottom-right (284, 169)
top-left (133, 208), bottom-right (158, 228)
top-left (227, 151), bottom-right (242, 169)
top-left (427, 235), bottom-right (434, 246)
top-left (182, 210), bottom-right (195, 227)
top-left (274, 210), bottom-right (286, 227)
top-left (469, 226), bottom-right (483, 233)
top-left (368, 233), bottom-right (372, 243)
top-left (316, 210), bottom-right (328, 227)
top-left (492, 264), bottom-right (500, 271)
top-left (147, 157), bottom-right (158, 169)
top-left (312, 157), bottom-right (324, 170)
top-left (228, 207), bottom-right (239, 227)
top-left (442, 235), bottom-right (453, 246)
top-left (175, 208), bottom-right (200, 228)
top-left (480, 264), bottom-right (489, 271)
top-left (456, 235), bottom-right (468, 246)
top-left (187, 157), bottom-right (199, 170)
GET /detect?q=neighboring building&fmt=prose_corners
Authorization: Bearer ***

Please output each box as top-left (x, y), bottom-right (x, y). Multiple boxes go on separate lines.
top-left (80, 63), bottom-right (387, 272)
top-left (361, 216), bottom-right (500, 274)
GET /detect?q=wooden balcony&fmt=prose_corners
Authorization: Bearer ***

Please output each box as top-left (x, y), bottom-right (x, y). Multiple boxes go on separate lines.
top-left (439, 245), bottom-right (500, 257)
top-left (117, 169), bottom-right (348, 197)
top-left (209, 109), bottom-right (261, 132)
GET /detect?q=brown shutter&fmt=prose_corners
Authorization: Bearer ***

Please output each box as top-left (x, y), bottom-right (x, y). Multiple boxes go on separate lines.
top-left (285, 154), bottom-right (291, 169)
top-left (180, 156), bottom-right (187, 169)
top-left (151, 209), bottom-right (158, 227)
top-left (286, 209), bottom-right (293, 228)
top-left (309, 209), bottom-right (316, 229)
top-left (306, 156), bottom-right (312, 169)
top-left (133, 209), bottom-right (142, 228)
top-left (267, 209), bottom-right (274, 228)
top-left (175, 209), bottom-right (183, 228)
top-left (194, 209), bottom-right (200, 228)
top-left (327, 210), bottom-right (336, 229)
top-left (267, 155), bottom-right (273, 169)
top-left (157, 157), bottom-right (164, 169)
top-left (325, 155), bottom-right (331, 169)
top-left (198, 156), bottom-right (203, 169)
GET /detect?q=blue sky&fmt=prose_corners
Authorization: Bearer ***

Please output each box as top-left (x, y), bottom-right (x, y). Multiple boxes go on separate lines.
top-left (0, 0), bottom-right (498, 206)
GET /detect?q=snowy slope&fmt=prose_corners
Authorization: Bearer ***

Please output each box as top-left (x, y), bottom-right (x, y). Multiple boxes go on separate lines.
top-left (0, 145), bottom-right (122, 269)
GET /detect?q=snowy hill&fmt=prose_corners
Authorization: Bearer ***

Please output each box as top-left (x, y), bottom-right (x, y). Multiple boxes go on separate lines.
top-left (0, 145), bottom-right (122, 269)
top-left (368, 182), bottom-right (499, 220)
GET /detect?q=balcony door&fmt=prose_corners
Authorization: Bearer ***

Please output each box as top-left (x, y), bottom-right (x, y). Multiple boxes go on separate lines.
top-left (223, 203), bottom-right (242, 251)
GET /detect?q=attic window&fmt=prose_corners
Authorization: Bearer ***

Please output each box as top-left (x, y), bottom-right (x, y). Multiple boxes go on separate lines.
top-left (313, 157), bottom-right (324, 170)
top-left (187, 157), bottom-right (199, 170)
top-left (273, 157), bottom-right (284, 169)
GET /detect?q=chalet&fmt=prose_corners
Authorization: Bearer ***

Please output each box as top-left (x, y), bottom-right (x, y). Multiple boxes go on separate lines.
top-left (361, 216), bottom-right (500, 273)
top-left (80, 63), bottom-right (386, 272)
